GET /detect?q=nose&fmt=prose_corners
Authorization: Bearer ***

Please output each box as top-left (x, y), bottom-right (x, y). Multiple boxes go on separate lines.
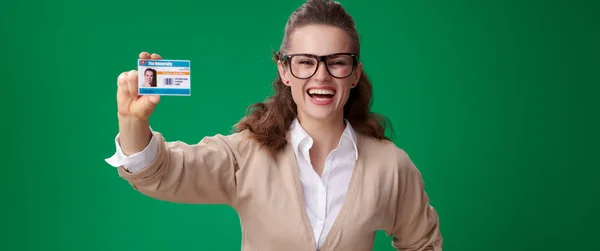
top-left (312, 61), bottom-right (331, 81)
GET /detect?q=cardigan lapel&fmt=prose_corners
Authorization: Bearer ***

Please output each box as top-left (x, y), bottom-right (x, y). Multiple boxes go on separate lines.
top-left (285, 131), bottom-right (318, 250)
top-left (283, 129), bottom-right (366, 251)
top-left (318, 133), bottom-right (365, 250)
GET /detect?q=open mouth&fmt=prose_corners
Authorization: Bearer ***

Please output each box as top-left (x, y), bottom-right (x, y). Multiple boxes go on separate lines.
top-left (307, 88), bottom-right (336, 99)
top-left (306, 87), bottom-right (336, 105)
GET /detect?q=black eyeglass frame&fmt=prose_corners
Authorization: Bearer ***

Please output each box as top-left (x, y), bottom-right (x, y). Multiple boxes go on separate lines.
top-left (281, 52), bottom-right (359, 79)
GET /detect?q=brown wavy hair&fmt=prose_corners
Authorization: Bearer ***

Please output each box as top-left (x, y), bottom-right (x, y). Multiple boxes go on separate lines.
top-left (234, 0), bottom-right (393, 156)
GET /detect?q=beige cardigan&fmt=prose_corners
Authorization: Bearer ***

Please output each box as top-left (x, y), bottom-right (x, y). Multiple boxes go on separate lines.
top-left (117, 129), bottom-right (443, 251)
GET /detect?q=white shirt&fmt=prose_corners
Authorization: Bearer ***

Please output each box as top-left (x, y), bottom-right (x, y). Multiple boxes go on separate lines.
top-left (105, 118), bottom-right (358, 250)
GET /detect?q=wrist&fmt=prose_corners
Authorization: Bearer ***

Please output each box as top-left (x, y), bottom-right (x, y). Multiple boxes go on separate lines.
top-left (118, 114), bottom-right (149, 125)
top-left (117, 114), bottom-right (152, 155)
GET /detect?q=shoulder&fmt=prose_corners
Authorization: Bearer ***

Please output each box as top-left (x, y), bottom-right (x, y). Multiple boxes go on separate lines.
top-left (208, 129), bottom-right (285, 174)
top-left (358, 134), bottom-right (416, 172)
top-left (204, 129), bottom-right (262, 157)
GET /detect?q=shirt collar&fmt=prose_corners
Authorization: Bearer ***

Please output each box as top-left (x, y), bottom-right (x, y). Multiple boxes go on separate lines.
top-left (289, 118), bottom-right (359, 160)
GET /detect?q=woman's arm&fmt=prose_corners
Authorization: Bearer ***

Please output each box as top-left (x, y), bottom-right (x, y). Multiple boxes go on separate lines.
top-left (390, 151), bottom-right (444, 250)
top-left (115, 130), bottom-right (246, 205)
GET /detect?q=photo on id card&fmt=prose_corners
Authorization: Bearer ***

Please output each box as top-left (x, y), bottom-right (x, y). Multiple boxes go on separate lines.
top-left (138, 59), bottom-right (191, 96)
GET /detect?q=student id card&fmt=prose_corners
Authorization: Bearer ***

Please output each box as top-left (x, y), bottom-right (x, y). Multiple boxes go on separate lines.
top-left (138, 59), bottom-right (191, 96)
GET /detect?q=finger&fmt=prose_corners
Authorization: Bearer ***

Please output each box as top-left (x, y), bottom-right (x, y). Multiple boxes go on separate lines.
top-left (150, 53), bottom-right (162, 60)
top-left (139, 52), bottom-right (151, 59)
top-left (137, 94), bottom-right (160, 114)
top-left (117, 71), bottom-right (128, 88)
top-left (117, 71), bottom-right (129, 96)
top-left (127, 70), bottom-right (138, 98)
top-left (147, 95), bottom-right (160, 105)
top-left (144, 95), bottom-right (160, 114)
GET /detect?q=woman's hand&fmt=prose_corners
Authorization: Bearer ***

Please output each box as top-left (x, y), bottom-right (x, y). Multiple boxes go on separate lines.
top-left (115, 52), bottom-right (162, 156)
top-left (117, 52), bottom-right (162, 121)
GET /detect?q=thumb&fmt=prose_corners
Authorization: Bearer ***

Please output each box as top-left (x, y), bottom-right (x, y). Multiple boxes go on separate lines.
top-left (140, 95), bottom-right (159, 112)
top-left (131, 95), bottom-right (160, 117)
top-left (147, 95), bottom-right (160, 105)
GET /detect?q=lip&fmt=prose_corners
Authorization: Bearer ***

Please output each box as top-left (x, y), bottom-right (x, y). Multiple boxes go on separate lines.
top-left (306, 86), bottom-right (336, 106)
top-left (306, 86), bottom-right (336, 92)
top-left (310, 96), bottom-right (334, 106)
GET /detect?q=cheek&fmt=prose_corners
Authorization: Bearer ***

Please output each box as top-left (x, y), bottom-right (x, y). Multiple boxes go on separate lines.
top-left (290, 82), bottom-right (304, 94)
top-left (338, 82), bottom-right (353, 96)
top-left (337, 83), bottom-right (354, 105)
top-left (288, 83), bottom-right (305, 103)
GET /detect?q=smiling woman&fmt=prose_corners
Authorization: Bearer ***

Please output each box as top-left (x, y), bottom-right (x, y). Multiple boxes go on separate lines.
top-left (105, 0), bottom-right (443, 250)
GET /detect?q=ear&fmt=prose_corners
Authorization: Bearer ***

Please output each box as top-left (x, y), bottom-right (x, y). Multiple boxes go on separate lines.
top-left (277, 60), bottom-right (291, 86)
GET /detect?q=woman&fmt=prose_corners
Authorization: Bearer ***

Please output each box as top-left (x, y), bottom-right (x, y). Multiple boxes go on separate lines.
top-left (144, 68), bottom-right (156, 87)
top-left (106, 0), bottom-right (443, 250)
top-left (142, 68), bottom-right (157, 87)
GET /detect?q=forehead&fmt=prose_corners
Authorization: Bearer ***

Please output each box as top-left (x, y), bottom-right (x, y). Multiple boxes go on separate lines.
top-left (287, 24), bottom-right (352, 56)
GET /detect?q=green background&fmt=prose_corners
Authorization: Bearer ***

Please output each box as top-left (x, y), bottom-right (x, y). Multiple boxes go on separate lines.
top-left (1, 0), bottom-right (598, 250)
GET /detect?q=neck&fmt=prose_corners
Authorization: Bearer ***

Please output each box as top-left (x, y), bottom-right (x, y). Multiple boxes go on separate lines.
top-left (297, 112), bottom-right (346, 154)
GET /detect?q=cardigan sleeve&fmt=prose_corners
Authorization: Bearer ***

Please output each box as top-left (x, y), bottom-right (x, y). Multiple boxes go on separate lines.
top-left (115, 130), bottom-right (247, 205)
top-left (390, 151), bottom-right (443, 251)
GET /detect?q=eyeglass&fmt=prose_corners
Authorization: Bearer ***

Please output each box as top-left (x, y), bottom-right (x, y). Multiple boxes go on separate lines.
top-left (282, 53), bottom-right (358, 79)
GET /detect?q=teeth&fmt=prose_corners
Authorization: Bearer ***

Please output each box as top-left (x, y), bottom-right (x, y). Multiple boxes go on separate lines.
top-left (308, 89), bottom-right (335, 95)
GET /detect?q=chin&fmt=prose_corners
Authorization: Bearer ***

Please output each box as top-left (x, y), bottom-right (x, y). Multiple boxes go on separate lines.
top-left (305, 110), bottom-right (339, 121)
top-left (302, 100), bottom-right (344, 122)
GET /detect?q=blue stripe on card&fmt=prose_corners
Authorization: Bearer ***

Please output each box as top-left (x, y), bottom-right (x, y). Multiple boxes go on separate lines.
top-left (139, 88), bottom-right (191, 95)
